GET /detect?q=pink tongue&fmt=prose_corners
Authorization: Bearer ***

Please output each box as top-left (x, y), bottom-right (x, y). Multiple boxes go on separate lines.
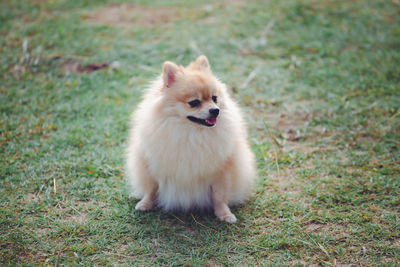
top-left (206, 118), bottom-right (217, 125)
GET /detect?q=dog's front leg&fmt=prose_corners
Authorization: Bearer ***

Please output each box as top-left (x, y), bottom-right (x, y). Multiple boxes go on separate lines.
top-left (135, 158), bottom-right (158, 211)
top-left (211, 175), bottom-right (237, 223)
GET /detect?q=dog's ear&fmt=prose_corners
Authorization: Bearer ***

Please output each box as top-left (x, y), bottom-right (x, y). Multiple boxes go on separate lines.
top-left (162, 61), bottom-right (179, 88)
top-left (194, 55), bottom-right (210, 70)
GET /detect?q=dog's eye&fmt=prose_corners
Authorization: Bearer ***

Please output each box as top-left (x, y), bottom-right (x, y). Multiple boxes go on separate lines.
top-left (188, 99), bottom-right (201, 108)
top-left (212, 96), bottom-right (217, 103)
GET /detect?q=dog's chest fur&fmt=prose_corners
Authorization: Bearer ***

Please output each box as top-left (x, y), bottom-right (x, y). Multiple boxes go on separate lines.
top-left (139, 115), bottom-right (236, 210)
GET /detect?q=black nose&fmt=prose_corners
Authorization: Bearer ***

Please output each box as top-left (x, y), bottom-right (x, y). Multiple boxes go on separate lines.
top-left (209, 108), bottom-right (219, 118)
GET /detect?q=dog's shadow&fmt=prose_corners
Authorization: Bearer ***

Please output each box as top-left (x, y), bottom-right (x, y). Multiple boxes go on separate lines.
top-left (123, 198), bottom-right (247, 258)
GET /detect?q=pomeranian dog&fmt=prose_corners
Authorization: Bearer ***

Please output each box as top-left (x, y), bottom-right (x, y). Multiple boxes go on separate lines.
top-left (125, 55), bottom-right (255, 223)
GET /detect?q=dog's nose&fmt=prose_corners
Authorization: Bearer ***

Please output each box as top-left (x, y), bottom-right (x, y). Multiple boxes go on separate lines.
top-left (209, 108), bottom-right (219, 118)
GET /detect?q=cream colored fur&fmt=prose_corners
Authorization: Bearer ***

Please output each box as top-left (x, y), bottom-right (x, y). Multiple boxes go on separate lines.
top-left (125, 55), bottom-right (255, 223)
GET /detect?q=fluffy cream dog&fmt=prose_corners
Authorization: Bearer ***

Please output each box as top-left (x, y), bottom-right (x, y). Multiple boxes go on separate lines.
top-left (125, 55), bottom-right (255, 223)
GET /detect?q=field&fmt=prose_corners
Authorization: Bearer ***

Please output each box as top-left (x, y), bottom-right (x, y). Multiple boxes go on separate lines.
top-left (1, 0), bottom-right (399, 265)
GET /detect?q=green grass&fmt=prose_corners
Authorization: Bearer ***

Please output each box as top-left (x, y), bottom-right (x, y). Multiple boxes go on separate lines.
top-left (1, 0), bottom-right (399, 265)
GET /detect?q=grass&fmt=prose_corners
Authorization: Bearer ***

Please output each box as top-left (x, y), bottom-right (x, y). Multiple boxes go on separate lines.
top-left (1, 0), bottom-right (399, 265)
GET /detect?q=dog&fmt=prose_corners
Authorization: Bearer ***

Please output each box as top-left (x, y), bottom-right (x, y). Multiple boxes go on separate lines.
top-left (125, 55), bottom-right (255, 223)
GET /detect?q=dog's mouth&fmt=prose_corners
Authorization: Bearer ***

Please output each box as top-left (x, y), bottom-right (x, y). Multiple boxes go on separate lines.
top-left (187, 116), bottom-right (217, 127)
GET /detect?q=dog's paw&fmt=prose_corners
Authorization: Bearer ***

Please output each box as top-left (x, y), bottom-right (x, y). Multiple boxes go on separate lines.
top-left (217, 212), bottom-right (237, 224)
top-left (135, 199), bottom-right (154, 211)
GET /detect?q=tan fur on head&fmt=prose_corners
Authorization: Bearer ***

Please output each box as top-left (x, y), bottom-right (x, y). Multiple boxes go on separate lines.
top-left (126, 55), bottom-right (256, 223)
top-left (187, 55), bottom-right (210, 70)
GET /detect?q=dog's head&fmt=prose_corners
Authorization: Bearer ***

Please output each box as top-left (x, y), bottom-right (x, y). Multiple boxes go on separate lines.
top-left (160, 55), bottom-right (225, 127)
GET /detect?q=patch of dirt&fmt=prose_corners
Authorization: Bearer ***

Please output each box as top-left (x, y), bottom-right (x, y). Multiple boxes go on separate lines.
top-left (251, 103), bottom-right (314, 144)
top-left (218, 0), bottom-right (247, 8)
top-left (265, 107), bottom-right (311, 127)
top-left (283, 141), bottom-right (336, 154)
top-left (0, 243), bottom-right (40, 265)
top-left (37, 227), bottom-right (51, 236)
top-left (52, 201), bottom-right (91, 224)
top-left (26, 193), bottom-right (39, 202)
top-left (60, 60), bottom-right (109, 74)
top-left (28, 0), bottom-right (48, 4)
top-left (266, 163), bottom-right (312, 195)
top-left (394, 238), bottom-right (400, 248)
top-left (269, 168), bottom-right (302, 194)
top-left (62, 214), bottom-right (87, 224)
top-left (199, 15), bottom-right (219, 25)
top-left (304, 222), bottom-right (350, 241)
top-left (306, 222), bottom-right (324, 232)
top-left (204, 264), bottom-right (223, 267)
top-left (250, 100), bottom-right (340, 158)
top-left (85, 4), bottom-right (181, 28)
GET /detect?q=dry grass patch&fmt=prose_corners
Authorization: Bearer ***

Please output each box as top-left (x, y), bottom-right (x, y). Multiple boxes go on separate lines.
top-left (282, 141), bottom-right (336, 154)
top-left (61, 213), bottom-right (87, 224)
top-left (267, 167), bottom-right (303, 195)
top-left (304, 221), bottom-right (349, 238)
top-left (49, 200), bottom-right (96, 224)
top-left (25, 193), bottom-right (39, 202)
top-left (36, 227), bottom-right (51, 236)
top-left (85, 4), bottom-right (181, 28)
